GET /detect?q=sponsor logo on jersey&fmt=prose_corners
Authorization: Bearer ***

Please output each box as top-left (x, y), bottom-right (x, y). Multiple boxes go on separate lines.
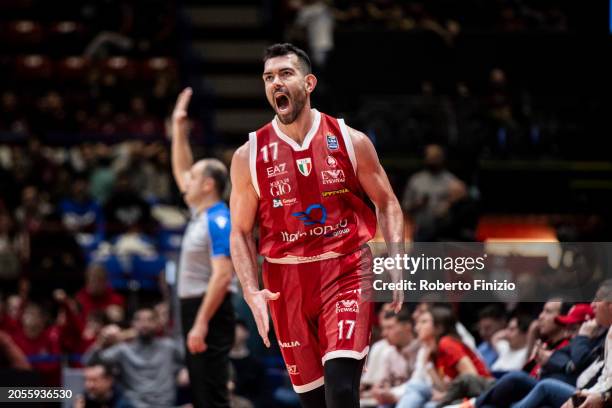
top-left (336, 299), bottom-right (359, 313)
top-left (272, 197), bottom-right (297, 208)
top-left (326, 134), bottom-right (339, 150)
top-left (280, 218), bottom-right (349, 242)
top-left (266, 163), bottom-right (287, 178)
top-left (321, 169), bottom-right (345, 185)
top-left (296, 158), bottom-right (312, 176)
top-left (278, 340), bottom-right (301, 348)
top-left (322, 188), bottom-right (349, 198)
top-left (326, 155), bottom-right (337, 167)
top-left (292, 204), bottom-right (327, 225)
top-left (269, 178), bottom-right (292, 197)
top-left (287, 365), bottom-right (299, 375)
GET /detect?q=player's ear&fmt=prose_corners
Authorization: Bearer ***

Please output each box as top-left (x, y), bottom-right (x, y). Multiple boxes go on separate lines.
top-left (305, 73), bottom-right (317, 94)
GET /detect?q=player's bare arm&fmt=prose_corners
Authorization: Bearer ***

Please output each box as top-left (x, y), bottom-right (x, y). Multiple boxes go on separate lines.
top-left (229, 143), bottom-right (279, 347)
top-left (171, 87), bottom-right (194, 193)
top-left (349, 126), bottom-right (405, 311)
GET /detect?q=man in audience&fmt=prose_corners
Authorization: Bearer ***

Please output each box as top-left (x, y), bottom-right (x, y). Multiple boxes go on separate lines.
top-left (74, 363), bottom-right (127, 408)
top-left (365, 306), bottom-right (419, 406)
top-left (469, 281), bottom-right (612, 408)
top-left (85, 307), bottom-right (184, 408)
top-left (460, 300), bottom-right (582, 408)
top-left (401, 144), bottom-right (467, 241)
top-left (476, 304), bottom-right (507, 369)
top-left (489, 314), bottom-right (531, 373)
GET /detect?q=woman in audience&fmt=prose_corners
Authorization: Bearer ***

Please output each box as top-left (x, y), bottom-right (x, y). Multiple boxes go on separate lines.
top-left (396, 305), bottom-right (491, 408)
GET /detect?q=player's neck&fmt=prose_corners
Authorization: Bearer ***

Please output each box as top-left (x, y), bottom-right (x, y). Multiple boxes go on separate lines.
top-left (277, 105), bottom-right (315, 146)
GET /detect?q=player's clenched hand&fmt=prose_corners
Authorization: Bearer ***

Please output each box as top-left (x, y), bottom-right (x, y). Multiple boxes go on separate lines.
top-left (187, 322), bottom-right (208, 354)
top-left (246, 289), bottom-right (280, 348)
top-left (172, 87), bottom-right (192, 138)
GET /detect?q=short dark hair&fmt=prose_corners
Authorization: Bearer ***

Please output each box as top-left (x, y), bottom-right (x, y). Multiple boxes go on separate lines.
top-left (510, 314), bottom-right (532, 333)
top-left (478, 304), bottom-right (506, 321)
top-left (201, 159), bottom-right (228, 197)
top-left (263, 43), bottom-right (312, 75)
top-left (384, 305), bottom-right (412, 324)
top-left (430, 305), bottom-right (460, 341)
top-left (86, 362), bottom-right (115, 378)
top-left (597, 279), bottom-right (612, 301)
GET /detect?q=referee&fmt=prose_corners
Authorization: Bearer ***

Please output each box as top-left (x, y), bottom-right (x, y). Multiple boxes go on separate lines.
top-left (171, 88), bottom-right (236, 408)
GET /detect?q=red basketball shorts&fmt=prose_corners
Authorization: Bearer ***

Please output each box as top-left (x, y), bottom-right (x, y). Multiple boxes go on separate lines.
top-left (262, 245), bottom-right (374, 393)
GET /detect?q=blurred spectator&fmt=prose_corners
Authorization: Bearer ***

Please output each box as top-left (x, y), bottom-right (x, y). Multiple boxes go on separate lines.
top-left (11, 290), bottom-right (82, 385)
top-left (470, 300), bottom-right (574, 408)
top-left (289, 0), bottom-right (335, 68)
top-left (76, 264), bottom-right (125, 322)
top-left (412, 302), bottom-right (477, 351)
top-left (489, 314), bottom-right (531, 373)
top-left (476, 304), bottom-right (507, 369)
top-left (87, 145), bottom-right (116, 205)
top-left (395, 305), bottom-right (491, 408)
top-left (499, 282), bottom-right (612, 408)
top-left (229, 319), bottom-right (264, 405)
top-left (0, 210), bottom-right (27, 282)
top-left (152, 301), bottom-right (170, 336)
top-left (85, 307), bottom-right (184, 408)
top-left (401, 144), bottom-right (467, 241)
top-left (58, 174), bottom-right (104, 234)
top-left (0, 330), bottom-right (30, 370)
top-left (367, 306), bottom-right (419, 406)
top-left (27, 211), bottom-right (85, 293)
top-left (361, 304), bottom-right (396, 389)
top-left (14, 185), bottom-right (53, 233)
top-left (140, 144), bottom-right (172, 204)
top-left (103, 171), bottom-right (156, 246)
top-left (74, 363), bottom-right (128, 408)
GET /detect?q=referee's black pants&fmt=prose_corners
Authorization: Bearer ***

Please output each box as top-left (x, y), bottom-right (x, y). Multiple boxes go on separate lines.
top-left (180, 294), bottom-right (235, 408)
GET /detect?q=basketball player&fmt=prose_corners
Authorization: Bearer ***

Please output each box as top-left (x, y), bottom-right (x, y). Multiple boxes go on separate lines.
top-left (228, 43), bottom-right (404, 408)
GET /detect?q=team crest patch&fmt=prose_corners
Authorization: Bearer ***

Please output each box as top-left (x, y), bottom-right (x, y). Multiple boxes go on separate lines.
top-left (326, 134), bottom-right (339, 150)
top-left (296, 158), bottom-right (312, 176)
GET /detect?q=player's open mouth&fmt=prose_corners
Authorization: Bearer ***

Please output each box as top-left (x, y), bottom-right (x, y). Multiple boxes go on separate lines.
top-left (275, 93), bottom-right (290, 113)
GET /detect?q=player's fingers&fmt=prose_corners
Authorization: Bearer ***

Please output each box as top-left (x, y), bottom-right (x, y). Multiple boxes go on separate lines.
top-left (262, 289), bottom-right (280, 301)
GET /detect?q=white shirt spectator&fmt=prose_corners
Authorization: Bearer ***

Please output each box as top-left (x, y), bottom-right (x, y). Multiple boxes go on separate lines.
top-left (490, 339), bottom-right (528, 372)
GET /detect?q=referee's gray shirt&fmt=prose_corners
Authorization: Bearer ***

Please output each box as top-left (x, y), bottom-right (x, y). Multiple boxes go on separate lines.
top-left (177, 201), bottom-right (237, 298)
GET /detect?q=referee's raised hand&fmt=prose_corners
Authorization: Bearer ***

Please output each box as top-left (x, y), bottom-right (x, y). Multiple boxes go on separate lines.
top-left (171, 87), bottom-right (192, 139)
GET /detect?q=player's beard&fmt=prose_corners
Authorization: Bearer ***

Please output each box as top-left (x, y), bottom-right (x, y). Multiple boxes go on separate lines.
top-left (276, 89), bottom-right (307, 125)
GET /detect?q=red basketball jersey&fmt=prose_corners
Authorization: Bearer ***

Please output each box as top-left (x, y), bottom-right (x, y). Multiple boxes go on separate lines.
top-left (249, 109), bottom-right (377, 262)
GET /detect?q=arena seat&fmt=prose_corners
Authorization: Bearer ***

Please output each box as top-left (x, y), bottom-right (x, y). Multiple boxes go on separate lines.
top-left (131, 254), bottom-right (166, 291)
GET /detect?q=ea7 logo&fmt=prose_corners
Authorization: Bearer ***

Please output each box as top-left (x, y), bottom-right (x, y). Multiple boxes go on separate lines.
top-left (266, 163), bottom-right (287, 177)
top-left (321, 169), bottom-right (345, 185)
top-left (336, 299), bottom-right (359, 313)
top-left (273, 199), bottom-right (283, 208)
top-left (287, 365), bottom-right (299, 375)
